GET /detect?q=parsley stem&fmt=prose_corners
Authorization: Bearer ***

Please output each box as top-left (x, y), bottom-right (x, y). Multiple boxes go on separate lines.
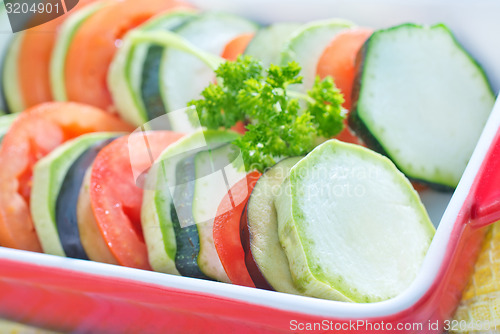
top-left (285, 90), bottom-right (316, 105)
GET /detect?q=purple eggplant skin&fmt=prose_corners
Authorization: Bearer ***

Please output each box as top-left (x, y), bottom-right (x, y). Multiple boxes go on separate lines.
top-left (55, 138), bottom-right (116, 260)
top-left (239, 200), bottom-right (274, 291)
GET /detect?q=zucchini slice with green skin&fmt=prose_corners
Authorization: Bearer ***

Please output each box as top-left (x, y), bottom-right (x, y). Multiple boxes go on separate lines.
top-left (170, 153), bottom-right (207, 278)
top-left (0, 5), bottom-right (14, 112)
top-left (244, 23), bottom-right (301, 68)
top-left (139, 12), bottom-right (198, 124)
top-left (108, 10), bottom-right (197, 126)
top-left (30, 133), bottom-right (118, 257)
top-left (0, 113), bottom-right (18, 143)
top-left (170, 142), bottom-right (245, 281)
top-left (160, 13), bottom-right (258, 132)
top-left (191, 143), bottom-right (246, 282)
top-left (56, 137), bottom-right (117, 259)
top-left (142, 129), bottom-right (239, 276)
top-left (246, 156), bottom-right (304, 294)
top-left (50, 1), bottom-right (106, 101)
top-left (275, 140), bottom-right (435, 303)
top-left (3, 34), bottom-right (24, 113)
top-left (280, 19), bottom-right (353, 94)
top-left (350, 23), bottom-right (496, 190)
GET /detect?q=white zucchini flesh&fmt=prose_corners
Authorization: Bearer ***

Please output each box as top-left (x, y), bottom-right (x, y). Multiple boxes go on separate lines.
top-left (30, 133), bottom-right (116, 256)
top-left (353, 24), bottom-right (496, 189)
top-left (244, 22), bottom-right (301, 68)
top-left (0, 4), bottom-right (15, 112)
top-left (192, 143), bottom-right (246, 283)
top-left (280, 19), bottom-right (353, 93)
top-left (0, 113), bottom-right (18, 142)
top-left (108, 10), bottom-right (196, 127)
top-left (2, 33), bottom-right (24, 113)
top-left (160, 13), bottom-right (258, 132)
top-left (247, 156), bottom-right (303, 295)
top-left (275, 140), bottom-right (435, 303)
top-left (141, 130), bottom-right (238, 274)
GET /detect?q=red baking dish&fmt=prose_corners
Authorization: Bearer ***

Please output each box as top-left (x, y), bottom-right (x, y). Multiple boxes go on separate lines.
top-left (1, 0), bottom-right (500, 333)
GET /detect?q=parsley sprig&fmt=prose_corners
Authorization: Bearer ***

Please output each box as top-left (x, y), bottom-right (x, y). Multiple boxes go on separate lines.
top-left (189, 56), bottom-right (345, 172)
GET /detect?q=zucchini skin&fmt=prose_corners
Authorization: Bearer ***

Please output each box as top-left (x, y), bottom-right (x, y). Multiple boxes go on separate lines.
top-left (348, 35), bottom-right (401, 181)
top-left (140, 16), bottom-right (195, 123)
top-left (141, 45), bottom-right (170, 122)
top-left (56, 138), bottom-right (115, 259)
top-left (349, 109), bottom-right (454, 192)
top-left (348, 23), bottom-right (492, 192)
top-left (171, 154), bottom-right (211, 280)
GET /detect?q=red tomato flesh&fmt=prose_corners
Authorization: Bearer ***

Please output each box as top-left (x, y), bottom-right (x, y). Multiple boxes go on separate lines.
top-left (317, 28), bottom-right (373, 144)
top-left (221, 33), bottom-right (255, 61)
top-left (17, 0), bottom-right (99, 108)
top-left (88, 131), bottom-right (184, 269)
top-left (213, 171), bottom-right (261, 287)
top-left (64, 0), bottom-right (192, 112)
top-left (0, 102), bottom-right (133, 252)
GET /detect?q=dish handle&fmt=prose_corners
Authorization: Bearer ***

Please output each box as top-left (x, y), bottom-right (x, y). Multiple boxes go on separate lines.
top-left (470, 127), bottom-right (500, 229)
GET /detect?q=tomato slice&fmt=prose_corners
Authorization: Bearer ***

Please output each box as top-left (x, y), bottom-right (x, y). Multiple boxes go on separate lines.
top-left (88, 131), bottom-right (183, 269)
top-left (78, 167), bottom-right (120, 266)
top-left (213, 171), bottom-right (261, 287)
top-left (64, 0), bottom-right (191, 112)
top-left (17, 0), bottom-right (98, 108)
top-left (317, 28), bottom-right (373, 144)
top-left (0, 102), bottom-right (133, 252)
top-left (317, 28), bottom-right (373, 110)
top-left (221, 33), bottom-right (255, 61)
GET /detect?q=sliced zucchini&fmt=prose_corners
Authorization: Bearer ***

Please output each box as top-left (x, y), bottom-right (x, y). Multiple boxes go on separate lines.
top-left (246, 156), bottom-right (304, 294)
top-left (3, 33), bottom-right (25, 113)
top-left (160, 13), bottom-right (258, 132)
top-left (30, 133), bottom-right (117, 257)
top-left (142, 129), bottom-right (238, 276)
top-left (275, 140), bottom-right (435, 303)
top-left (170, 142), bottom-right (244, 281)
top-left (350, 23), bottom-right (496, 189)
top-left (0, 5), bottom-right (14, 111)
top-left (50, 1), bottom-right (106, 101)
top-left (244, 22), bottom-right (301, 68)
top-left (280, 19), bottom-right (353, 93)
top-left (108, 10), bottom-right (197, 126)
top-left (170, 153), bottom-right (207, 278)
top-left (0, 113), bottom-right (18, 143)
top-left (191, 143), bottom-right (245, 282)
top-left (56, 137), bottom-right (116, 259)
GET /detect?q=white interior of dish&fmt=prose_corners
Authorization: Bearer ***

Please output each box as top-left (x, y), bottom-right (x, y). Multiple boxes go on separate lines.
top-left (0, 0), bottom-right (498, 318)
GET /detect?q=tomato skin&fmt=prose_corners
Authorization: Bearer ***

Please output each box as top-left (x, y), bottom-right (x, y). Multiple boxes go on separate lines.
top-left (0, 102), bottom-right (133, 252)
top-left (88, 131), bottom-right (183, 269)
top-left (213, 171), bottom-right (261, 287)
top-left (317, 28), bottom-right (373, 144)
top-left (221, 33), bottom-right (254, 61)
top-left (17, 0), bottom-right (98, 108)
top-left (64, 0), bottom-right (191, 112)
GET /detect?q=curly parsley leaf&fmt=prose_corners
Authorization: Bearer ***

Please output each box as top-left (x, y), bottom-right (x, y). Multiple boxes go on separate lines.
top-left (189, 55), bottom-right (345, 172)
